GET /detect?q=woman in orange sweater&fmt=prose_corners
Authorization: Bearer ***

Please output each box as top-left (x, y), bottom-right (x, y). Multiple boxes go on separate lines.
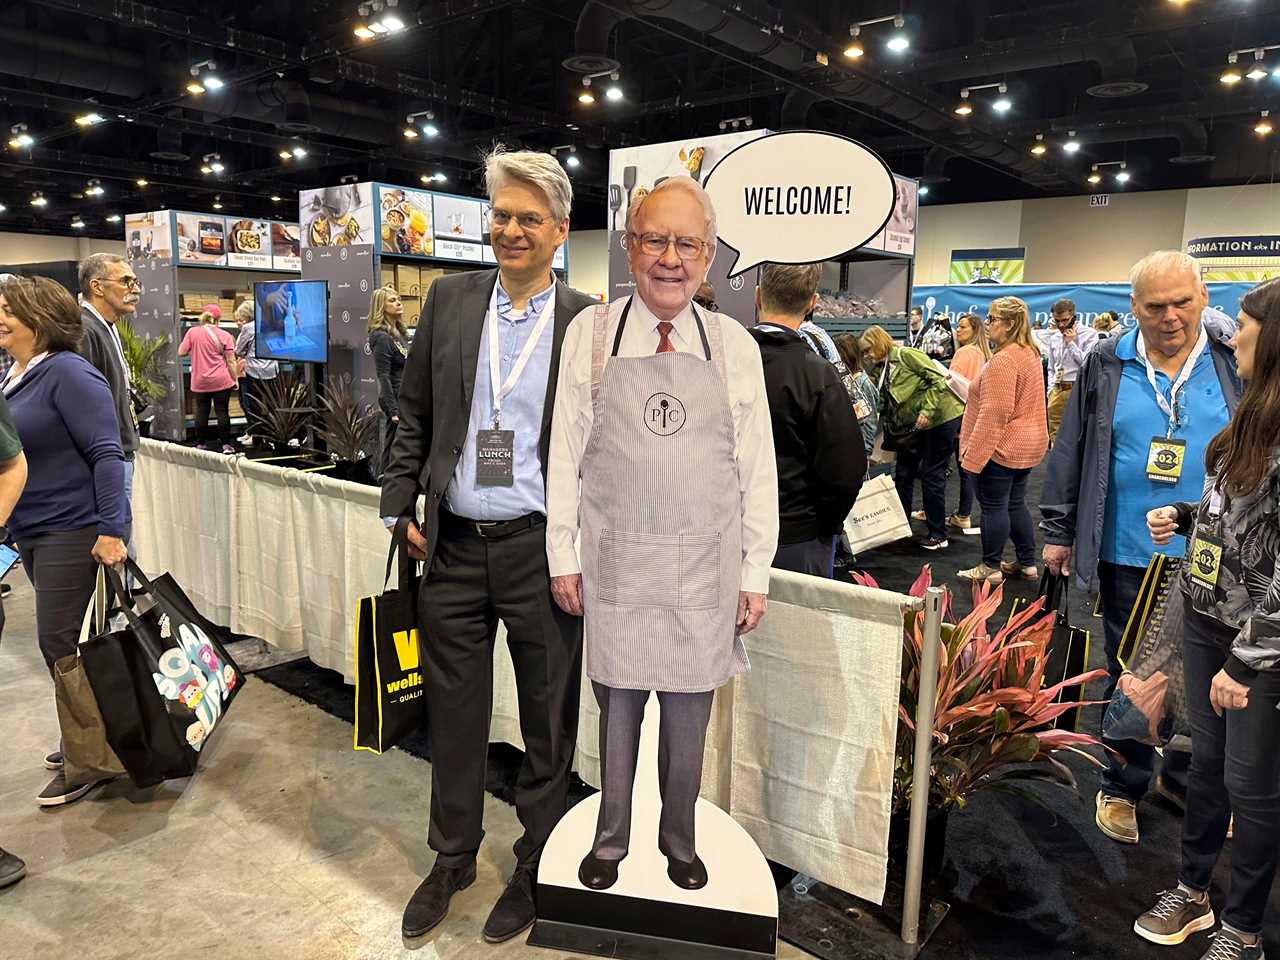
top-left (957, 297), bottom-right (1049, 583)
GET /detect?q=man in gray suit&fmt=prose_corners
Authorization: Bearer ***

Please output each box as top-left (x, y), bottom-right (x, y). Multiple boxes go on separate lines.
top-left (380, 148), bottom-right (594, 944)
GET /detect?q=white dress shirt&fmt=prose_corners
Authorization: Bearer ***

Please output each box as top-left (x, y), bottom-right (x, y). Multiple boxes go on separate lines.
top-left (1042, 324), bottom-right (1100, 387)
top-left (546, 295), bottom-right (779, 595)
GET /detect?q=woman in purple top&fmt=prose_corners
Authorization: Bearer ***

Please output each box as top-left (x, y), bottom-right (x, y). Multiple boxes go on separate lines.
top-left (0, 275), bottom-right (127, 807)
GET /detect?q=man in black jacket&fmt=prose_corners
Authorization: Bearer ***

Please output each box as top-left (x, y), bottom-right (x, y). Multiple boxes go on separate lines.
top-left (750, 263), bottom-right (865, 577)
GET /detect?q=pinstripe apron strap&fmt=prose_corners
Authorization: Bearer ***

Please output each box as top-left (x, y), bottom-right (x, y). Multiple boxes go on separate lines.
top-left (589, 302), bottom-right (611, 405)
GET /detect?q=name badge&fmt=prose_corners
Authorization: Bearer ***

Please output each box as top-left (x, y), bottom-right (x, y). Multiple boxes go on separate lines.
top-left (853, 398), bottom-right (872, 421)
top-left (475, 429), bottom-right (515, 486)
top-left (1188, 531), bottom-right (1224, 589)
top-left (1146, 437), bottom-right (1186, 485)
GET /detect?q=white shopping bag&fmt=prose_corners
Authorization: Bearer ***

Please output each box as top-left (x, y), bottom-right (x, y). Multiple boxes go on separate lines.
top-left (844, 473), bottom-right (911, 554)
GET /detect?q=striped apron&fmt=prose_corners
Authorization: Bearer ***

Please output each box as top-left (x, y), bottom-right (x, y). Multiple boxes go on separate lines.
top-left (579, 297), bottom-right (747, 693)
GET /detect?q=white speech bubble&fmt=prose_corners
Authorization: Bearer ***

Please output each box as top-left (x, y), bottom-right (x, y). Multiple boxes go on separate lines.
top-left (703, 131), bottom-right (897, 278)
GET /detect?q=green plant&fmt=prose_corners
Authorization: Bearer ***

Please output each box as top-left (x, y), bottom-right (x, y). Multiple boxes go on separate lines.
top-left (115, 318), bottom-right (169, 409)
top-left (318, 374), bottom-right (379, 463)
top-left (255, 373), bottom-right (314, 448)
top-left (851, 565), bottom-right (1108, 815)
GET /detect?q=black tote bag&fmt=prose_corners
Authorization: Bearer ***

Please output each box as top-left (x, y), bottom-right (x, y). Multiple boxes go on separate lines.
top-left (79, 559), bottom-right (245, 788)
top-left (354, 519), bottom-right (425, 754)
top-left (1009, 572), bottom-right (1092, 731)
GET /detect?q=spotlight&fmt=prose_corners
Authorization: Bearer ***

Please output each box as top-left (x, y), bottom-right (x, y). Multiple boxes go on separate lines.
top-left (1221, 51), bottom-right (1242, 85)
top-left (71, 218), bottom-right (85, 229)
top-left (402, 126), bottom-right (419, 138)
top-left (605, 82), bottom-right (624, 101)
top-left (919, 184), bottom-right (930, 197)
top-left (578, 77), bottom-right (595, 104)
top-left (136, 178), bottom-right (149, 187)
top-left (106, 214), bottom-right (121, 223)
top-left (85, 179), bottom-right (104, 197)
top-left (1116, 163), bottom-right (1131, 184)
top-left (0, 204), bottom-right (6, 213)
top-left (1247, 51), bottom-right (1268, 81)
top-left (1031, 133), bottom-right (1047, 156)
top-left (886, 15), bottom-right (908, 52)
top-left (201, 153), bottom-right (224, 175)
top-left (1088, 165), bottom-right (1102, 185)
top-left (353, 24), bottom-right (376, 39)
top-left (186, 80), bottom-right (206, 96)
top-left (566, 151), bottom-right (580, 168)
top-left (212, 195), bottom-right (223, 210)
top-left (279, 150), bottom-right (292, 160)
top-left (8, 124), bottom-right (33, 150)
top-left (992, 83), bottom-right (1011, 113)
top-left (844, 24), bottom-right (865, 59)
top-left (30, 192), bottom-right (47, 208)
top-left (422, 123), bottom-right (439, 137)
top-left (1063, 131), bottom-right (1081, 153)
top-left (75, 112), bottom-right (105, 127)
top-left (381, 14), bottom-right (405, 32)
top-left (270, 195), bottom-right (282, 202)
top-left (292, 146), bottom-right (307, 158)
top-left (432, 172), bottom-right (447, 182)
top-left (203, 75), bottom-right (224, 91)
top-left (1257, 110), bottom-right (1274, 135)
top-left (954, 90), bottom-right (972, 116)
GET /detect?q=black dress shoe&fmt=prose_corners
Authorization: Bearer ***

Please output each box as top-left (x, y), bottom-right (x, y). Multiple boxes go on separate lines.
top-left (482, 863), bottom-right (537, 943)
top-left (0, 847), bottom-right (27, 889)
top-left (402, 860), bottom-right (477, 939)
top-left (577, 852), bottom-right (621, 891)
top-left (666, 853), bottom-right (708, 890)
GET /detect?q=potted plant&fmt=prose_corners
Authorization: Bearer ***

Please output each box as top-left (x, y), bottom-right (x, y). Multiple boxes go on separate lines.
top-left (115, 319), bottom-right (169, 437)
top-left (852, 564), bottom-right (1108, 881)
top-left (318, 373), bottom-right (379, 485)
top-left (253, 373), bottom-right (315, 455)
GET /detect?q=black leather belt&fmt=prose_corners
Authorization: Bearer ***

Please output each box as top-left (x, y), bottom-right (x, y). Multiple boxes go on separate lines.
top-left (441, 508), bottom-right (545, 540)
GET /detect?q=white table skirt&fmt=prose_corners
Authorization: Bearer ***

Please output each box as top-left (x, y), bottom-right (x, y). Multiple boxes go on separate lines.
top-left (132, 440), bottom-right (908, 903)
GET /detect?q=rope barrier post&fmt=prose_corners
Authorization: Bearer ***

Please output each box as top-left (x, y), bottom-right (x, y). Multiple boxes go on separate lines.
top-left (901, 586), bottom-right (944, 946)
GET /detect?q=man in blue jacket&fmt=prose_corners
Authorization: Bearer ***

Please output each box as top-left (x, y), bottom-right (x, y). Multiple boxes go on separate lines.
top-left (1040, 251), bottom-right (1242, 845)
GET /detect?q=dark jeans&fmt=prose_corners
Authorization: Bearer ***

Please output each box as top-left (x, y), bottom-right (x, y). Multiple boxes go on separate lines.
top-left (1098, 560), bottom-right (1189, 802)
top-left (238, 377), bottom-right (269, 440)
top-left (895, 417), bottom-right (961, 540)
top-left (954, 440), bottom-right (975, 518)
top-left (1180, 602), bottom-right (1280, 935)
top-left (15, 526), bottom-right (99, 677)
top-left (976, 461), bottom-right (1035, 567)
top-left (772, 535), bottom-right (836, 578)
top-left (378, 415), bottom-right (398, 479)
top-left (193, 387), bottom-right (234, 446)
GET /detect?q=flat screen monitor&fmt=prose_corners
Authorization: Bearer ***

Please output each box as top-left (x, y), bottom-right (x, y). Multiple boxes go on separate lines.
top-left (254, 279), bottom-right (329, 364)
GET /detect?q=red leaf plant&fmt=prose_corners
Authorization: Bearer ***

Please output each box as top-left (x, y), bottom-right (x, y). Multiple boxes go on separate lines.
top-left (851, 564), bottom-right (1110, 815)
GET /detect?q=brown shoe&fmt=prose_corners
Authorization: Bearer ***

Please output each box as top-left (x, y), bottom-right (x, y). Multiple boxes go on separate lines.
top-left (1000, 561), bottom-right (1040, 580)
top-left (958, 563), bottom-right (1003, 584)
top-left (946, 514), bottom-right (971, 531)
top-left (1095, 791), bottom-right (1139, 844)
top-left (1134, 887), bottom-right (1214, 945)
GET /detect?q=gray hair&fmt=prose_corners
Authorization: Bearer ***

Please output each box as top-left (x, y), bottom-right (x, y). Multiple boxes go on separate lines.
top-left (234, 300), bottom-right (254, 323)
top-left (78, 252), bottom-right (128, 295)
top-left (625, 177), bottom-right (718, 261)
top-left (1129, 250), bottom-right (1200, 295)
top-left (483, 146), bottom-right (573, 223)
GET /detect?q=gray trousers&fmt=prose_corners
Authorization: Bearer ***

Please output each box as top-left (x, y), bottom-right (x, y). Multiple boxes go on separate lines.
top-left (15, 526), bottom-right (100, 677)
top-left (591, 681), bottom-right (714, 863)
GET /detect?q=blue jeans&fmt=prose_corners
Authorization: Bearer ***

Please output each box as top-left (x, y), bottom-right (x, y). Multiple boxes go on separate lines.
top-left (1098, 560), bottom-right (1189, 802)
top-left (122, 457), bottom-right (135, 562)
top-left (976, 461), bottom-right (1035, 567)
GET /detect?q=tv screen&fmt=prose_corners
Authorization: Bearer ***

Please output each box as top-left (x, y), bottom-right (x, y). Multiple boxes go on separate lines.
top-left (254, 280), bottom-right (329, 363)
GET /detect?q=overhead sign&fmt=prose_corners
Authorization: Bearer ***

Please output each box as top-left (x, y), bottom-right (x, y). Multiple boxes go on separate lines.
top-left (703, 131), bottom-right (897, 277)
top-left (950, 247), bottom-right (1025, 284)
top-left (1187, 235), bottom-right (1280, 256)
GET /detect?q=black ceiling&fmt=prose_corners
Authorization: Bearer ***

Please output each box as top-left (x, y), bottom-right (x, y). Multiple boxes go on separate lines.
top-left (1, 0), bottom-right (1278, 239)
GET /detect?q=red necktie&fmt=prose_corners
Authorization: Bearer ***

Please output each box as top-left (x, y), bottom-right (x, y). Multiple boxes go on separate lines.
top-left (656, 321), bottom-right (675, 354)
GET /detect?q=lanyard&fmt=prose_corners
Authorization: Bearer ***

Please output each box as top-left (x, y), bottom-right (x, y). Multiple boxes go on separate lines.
top-left (1135, 326), bottom-right (1207, 436)
top-left (487, 279), bottom-right (555, 428)
top-left (1208, 484), bottom-right (1224, 521)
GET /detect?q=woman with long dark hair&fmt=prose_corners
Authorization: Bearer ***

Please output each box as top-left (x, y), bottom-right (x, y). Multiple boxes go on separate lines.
top-left (1136, 277), bottom-right (1280, 960)
top-left (832, 332), bottom-right (879, 460)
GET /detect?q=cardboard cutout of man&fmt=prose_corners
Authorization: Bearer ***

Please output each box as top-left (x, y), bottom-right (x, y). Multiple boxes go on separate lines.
top-left (546, 177), bottom-right (779, 892)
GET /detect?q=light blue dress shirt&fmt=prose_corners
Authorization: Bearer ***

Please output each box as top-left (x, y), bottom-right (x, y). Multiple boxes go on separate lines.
top-left (444, 279), bottom-right (556, 521)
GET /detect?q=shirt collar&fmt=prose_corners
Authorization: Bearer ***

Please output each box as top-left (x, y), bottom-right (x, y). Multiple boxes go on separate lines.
top-left (82, 301), bottom-right (114, 328)
top-left (496, 276), bottom-right (556, 322)
top-left (1115, 327), bottom-right (1140, 361)
top-left (631, 293), bottom-right (694, 346)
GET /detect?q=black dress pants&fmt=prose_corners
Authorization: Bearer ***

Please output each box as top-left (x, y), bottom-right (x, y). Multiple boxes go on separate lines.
top-left (419, 513), bottom-right (583, 868)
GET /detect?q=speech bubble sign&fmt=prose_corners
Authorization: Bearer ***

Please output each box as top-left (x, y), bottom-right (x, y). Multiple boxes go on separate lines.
top-left (703, 130), bottom-right (898, 278)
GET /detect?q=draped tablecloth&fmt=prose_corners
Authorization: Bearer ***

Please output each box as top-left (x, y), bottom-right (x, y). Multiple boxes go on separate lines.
top-left (133, 440), bottom-right (910, 903)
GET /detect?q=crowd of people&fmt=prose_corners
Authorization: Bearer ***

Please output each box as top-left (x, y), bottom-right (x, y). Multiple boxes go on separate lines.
top-left (0, 148), bottom-right (1276, 960)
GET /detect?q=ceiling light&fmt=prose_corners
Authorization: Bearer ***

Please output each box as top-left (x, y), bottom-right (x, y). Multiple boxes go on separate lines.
top-left (1030, 133), bottom-right (1047, 156)
top-left (212, 196), bottom-right (223, 210)
top-left (886, 15), bottom-right (908, 52)
top-left (85, 179), bottom-right (104, 197)
top-left (270, 194), bottom-right (282, 202)
top-left (918, 184), bottom-right (930, 197)
top-left (201, 153), bottom-right (224, 176)
top-left (30, 192), bottom-right (47, 208)
top-left (71, 218), bottom-right (85, 229)
top-left (353, 24), bottom-right (376, 39)
top-left (578, 77), bottom-right (595, 104)
top-left (186, 80), bottom-right (206, 95)
top-left (381, 14), bottom-right (405, 32)
top-left (136, 178), bottom-right (149, 187)
top-left (1246, 50), bottom-right (1268, 80)
top-left (203, 75), bottom-right (224, 91)
top-left (1116, 162), bottom-right (1130, 184)
top-left (75, 112), bottom-right (105, 127)
top-left (992, 82), bottom-right (1011, 113)
top-left (1221, 51), bottom-right (1242, 85)
top-left (844, 24), bottom-right (864, 58)
top-left (8, 125), bottom-right (33, 150)
top-left (1088, 165), bottom-right (1102, 185)
top-left (212, 161), bottom-right (224, 173)
top-left (368, 20), bottom-right (389, 34)
top-left (954, 89), bottom-right (972, 116)
top-left (566, 152), bottom-right (580, 168)
top-left (402, 125), bottom-right (419, 139)
top-left (106, 214), bottom-right (121, 223)
top-left (279, 149), bottom-right (292, 160)
top-left (1257, 110), bottom-right (1274, 135)
top-left (0, 204), bottom-right (7, 214)
top-left (1063, 130), bottom-right (1081, 152)
top-left (432, 172), bottom-right (447, 182)
top-left (422, 122), bottom-right (439, 137)
top-left (605, 84), bottom-right (623, 101)
top-left (291, 146), bottom-right (307, 158)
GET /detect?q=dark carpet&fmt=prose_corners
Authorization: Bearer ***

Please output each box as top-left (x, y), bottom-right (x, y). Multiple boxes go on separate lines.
top-left (256, 461), bottom-right (1280, 958)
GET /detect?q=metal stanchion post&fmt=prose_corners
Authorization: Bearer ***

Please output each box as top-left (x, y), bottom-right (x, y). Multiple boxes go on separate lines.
top-left (901, 586), bottom-right (944, 946)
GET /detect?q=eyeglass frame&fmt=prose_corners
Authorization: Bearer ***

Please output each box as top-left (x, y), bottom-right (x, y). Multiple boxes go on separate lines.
top-left (97, 274), bottom-right (141, 290)
top-left (623, 232), bottom-right (712, 260)
top-left (485, 205), bottom-right (557, 231)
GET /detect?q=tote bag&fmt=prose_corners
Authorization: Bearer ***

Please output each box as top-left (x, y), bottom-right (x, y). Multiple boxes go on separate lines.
top-left (844, 473), bottom-right (912, 554)
top-left (1008, 572), bottom-right (1092, 731)
top-left (354, 520), bottom-right (425, 754)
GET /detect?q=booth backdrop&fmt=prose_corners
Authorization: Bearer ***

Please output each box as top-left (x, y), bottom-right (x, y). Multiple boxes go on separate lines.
top-left (131, 440), bottom-right (910, 905)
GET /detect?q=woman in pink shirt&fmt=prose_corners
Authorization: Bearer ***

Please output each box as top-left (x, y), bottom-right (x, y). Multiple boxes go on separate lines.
top-left (178, 304), bottom-right (239, 453)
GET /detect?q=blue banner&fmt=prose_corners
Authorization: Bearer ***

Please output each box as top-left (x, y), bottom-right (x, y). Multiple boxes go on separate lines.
top-left (912, 282), bottom-right (1254, 329)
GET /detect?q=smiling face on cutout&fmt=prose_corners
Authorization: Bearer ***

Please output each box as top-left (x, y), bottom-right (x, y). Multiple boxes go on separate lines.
top-left (627, 188), bottom-right (713, 323)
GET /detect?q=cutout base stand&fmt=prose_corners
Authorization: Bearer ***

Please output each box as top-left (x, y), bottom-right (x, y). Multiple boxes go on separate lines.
top-left (778, 876), bottom-right (949, 960)
top-left (530, 697), bottom-right (778, 959)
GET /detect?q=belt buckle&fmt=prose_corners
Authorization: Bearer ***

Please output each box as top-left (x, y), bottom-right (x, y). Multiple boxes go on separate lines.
top-left (474, 520), bottom-right (499, 537)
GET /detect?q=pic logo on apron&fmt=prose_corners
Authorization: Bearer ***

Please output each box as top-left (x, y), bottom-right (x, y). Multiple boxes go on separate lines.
top-left (644, 392), bottom-right (686, 436)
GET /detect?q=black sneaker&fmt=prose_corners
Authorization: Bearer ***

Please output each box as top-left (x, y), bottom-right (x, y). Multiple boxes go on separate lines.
top-left (44, 750), bottom-right (63, 771)
top-left (36, 771), bottom-right (103, 808)
top-left (1134, 887), bottom-right (1215, 945)
top-left (1199, 929), bottom-right (1265, 960)
top-left (0, 848), bottom-right (26, 888)
top-left (920, 536), bottom-right (949, 551)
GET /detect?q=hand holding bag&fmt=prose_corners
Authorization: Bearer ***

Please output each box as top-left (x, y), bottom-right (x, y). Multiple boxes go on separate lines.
top-left (354, 519), bottom-right (426, 754)
top-left (843, 473), bottom-right (912, 554)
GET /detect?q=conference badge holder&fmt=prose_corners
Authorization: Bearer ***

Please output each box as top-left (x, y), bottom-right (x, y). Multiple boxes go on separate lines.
top-left (1146, 437), bottom-right (1186, 485)
top-left (476, 426), bottom-right (515, 486)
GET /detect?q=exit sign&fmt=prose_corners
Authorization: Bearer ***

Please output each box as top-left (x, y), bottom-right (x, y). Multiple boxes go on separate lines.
top-left (1090, 194), bottom-right (1110, 207)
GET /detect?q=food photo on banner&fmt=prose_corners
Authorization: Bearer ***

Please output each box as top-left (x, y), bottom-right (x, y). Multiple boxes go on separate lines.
top-left (124, 210), bottom-right (174, 262)
top-left (174, 212), bottom-right (227, 265)
top-left (301, 184), bottom-right (375, 248)
top-left (226, 219), bottom-right (271, 270)
top-left (377, 185), bottom-right (434, 257)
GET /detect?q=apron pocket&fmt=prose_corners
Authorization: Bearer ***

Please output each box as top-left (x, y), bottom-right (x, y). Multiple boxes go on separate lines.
top-left (597, 529), bottom-right (721, 610)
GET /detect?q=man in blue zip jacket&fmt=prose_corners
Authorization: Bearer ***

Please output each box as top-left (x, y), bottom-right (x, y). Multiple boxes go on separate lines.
top-left (1040, 251), bottom-right (1242, 845)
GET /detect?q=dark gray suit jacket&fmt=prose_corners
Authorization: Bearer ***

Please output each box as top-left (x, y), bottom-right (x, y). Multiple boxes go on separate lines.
top-left (78, 304), bottom-right (139, 459)
top-left (379, 268), bottom-right (596, 571)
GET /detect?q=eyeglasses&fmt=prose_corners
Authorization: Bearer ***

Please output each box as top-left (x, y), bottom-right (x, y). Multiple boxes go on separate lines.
top-left (625, 233), bottom-right (710, 260)
top-left (102, 276), bottom-right (141, 289)
top-left (488, 208), bottom-right (551, 230)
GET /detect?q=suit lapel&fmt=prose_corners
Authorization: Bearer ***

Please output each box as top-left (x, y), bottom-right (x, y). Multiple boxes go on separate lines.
top-left (459, 269), bottom-right (499, 410)
top-left (539, 280), bottom-right (578, 475)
